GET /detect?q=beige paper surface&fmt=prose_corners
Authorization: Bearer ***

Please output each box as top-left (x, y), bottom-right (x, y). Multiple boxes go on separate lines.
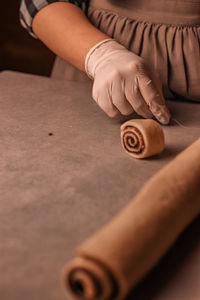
top-left (0, 71), bottom-right (199, 300)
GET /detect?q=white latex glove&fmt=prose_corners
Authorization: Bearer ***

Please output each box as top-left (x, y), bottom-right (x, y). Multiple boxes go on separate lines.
top-left (85, 39), bottom-right (171, 124)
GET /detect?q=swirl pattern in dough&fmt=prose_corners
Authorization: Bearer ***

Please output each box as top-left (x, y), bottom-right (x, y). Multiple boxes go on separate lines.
top-left (120, 119), bottom-right (165, 159)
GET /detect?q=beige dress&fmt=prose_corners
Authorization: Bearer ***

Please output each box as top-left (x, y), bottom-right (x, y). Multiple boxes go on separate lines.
top-left (51, 0), bottom-right (200, 102)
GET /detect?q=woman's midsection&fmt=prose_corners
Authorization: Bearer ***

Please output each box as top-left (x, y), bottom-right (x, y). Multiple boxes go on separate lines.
top-left (87, 0), bottom-right (200, 101)
top-left (89, 0), bottom-right (200, 26)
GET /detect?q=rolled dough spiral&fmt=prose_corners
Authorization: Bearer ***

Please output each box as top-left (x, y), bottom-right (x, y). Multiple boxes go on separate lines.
top-left (63, 138), bottom-right (200, 300)
top-left (120, 119), bottom-right (165, 159)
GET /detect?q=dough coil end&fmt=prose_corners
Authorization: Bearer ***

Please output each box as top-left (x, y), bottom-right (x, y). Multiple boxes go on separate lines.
top-left (63, 257), bottom-right (120, 300)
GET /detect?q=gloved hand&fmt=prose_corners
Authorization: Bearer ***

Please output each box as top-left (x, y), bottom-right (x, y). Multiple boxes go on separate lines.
top-left (85, 39), bottom-right (171, 124)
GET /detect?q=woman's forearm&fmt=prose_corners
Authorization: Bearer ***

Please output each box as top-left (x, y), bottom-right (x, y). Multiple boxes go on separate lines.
top-left (32, 2), bottom-right (109, 72)
top-left (32, 1), bottom-right (170, 123)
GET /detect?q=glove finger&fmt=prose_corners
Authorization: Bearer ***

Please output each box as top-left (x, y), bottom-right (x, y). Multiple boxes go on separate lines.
top-left (151, 71), bottom-right (165, 100)
top-left (124, 76), bottom-right (153, 119)
top-left (93, 87), bottom-right (121, 118)
top-left (110, 78), bottom-right (134, 116)
top-left (137, 73), bottom-right (171, 124)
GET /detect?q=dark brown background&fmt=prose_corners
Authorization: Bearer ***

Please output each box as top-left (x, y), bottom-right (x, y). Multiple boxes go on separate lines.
top-left (0, 1), bottom-right (55, 76)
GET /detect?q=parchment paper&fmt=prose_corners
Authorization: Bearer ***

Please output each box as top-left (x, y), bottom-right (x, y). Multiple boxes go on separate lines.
top-left (0, 71), bottom-right (199, 300)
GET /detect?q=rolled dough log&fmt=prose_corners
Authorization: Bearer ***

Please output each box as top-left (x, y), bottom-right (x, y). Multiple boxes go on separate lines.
top-left (63, 138), bottom-right (200, 300)
top-left (120, 119), bottom-right (165, 158)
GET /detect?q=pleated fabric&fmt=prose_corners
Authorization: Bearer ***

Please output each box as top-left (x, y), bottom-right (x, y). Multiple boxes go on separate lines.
top-left (51, 0), bottom-right (200, 102)
top-left (87, 0), bottom-right (200, 101)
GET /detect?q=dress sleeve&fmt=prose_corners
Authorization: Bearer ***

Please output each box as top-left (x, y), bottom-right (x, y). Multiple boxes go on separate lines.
top-left (19, 0), bottom-right (84, 38)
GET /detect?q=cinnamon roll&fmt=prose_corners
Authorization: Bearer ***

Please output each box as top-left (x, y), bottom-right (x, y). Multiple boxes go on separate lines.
top-left (120, 119), bottom-right (165, 159)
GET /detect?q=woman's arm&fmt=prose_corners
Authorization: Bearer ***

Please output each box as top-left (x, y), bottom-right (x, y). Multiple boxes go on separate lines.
top-left (32, 2), bottom-right (109, 71)
top-left (29, 1), bottom-right (170, 123)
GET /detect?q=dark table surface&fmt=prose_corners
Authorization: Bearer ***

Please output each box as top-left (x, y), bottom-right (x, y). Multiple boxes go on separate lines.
top-left (0, 71), bottom-right (199, 300)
